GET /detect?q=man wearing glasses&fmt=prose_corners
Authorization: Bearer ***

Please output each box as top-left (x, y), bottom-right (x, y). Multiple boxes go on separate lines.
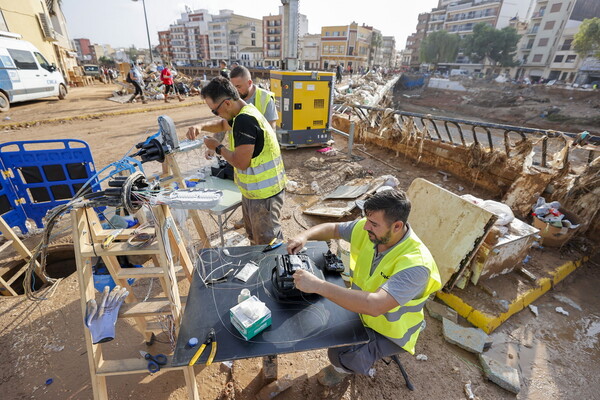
top-left (190, 76), bottom-right (287, 245)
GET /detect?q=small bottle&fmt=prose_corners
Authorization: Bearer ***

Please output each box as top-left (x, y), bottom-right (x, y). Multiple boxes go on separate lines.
top-left (238, 288), bottom-right (250, 303)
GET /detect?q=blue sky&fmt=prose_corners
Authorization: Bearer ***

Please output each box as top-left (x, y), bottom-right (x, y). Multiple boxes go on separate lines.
top-left (62, 0), bottom-right (440, 50)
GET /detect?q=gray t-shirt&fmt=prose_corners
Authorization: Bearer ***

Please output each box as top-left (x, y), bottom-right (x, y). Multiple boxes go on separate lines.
top-left (247, 88), bottom-right (278, 123)
top-left (337, 220), bottom-right (430, 308)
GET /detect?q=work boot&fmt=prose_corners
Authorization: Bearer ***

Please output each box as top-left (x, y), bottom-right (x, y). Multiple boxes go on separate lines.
top-left (233, 219), bottom-right (244, 230)
top-left (141, 95), bottom-right (147, 105)
top-left (317, 365), bottom-right (351, 387)
top-left (127, 94), bottom-right (136, 103)
top-left (178, 95), bottom-right (185, 102)
top-left (164, 98), bottom-right (170, 103)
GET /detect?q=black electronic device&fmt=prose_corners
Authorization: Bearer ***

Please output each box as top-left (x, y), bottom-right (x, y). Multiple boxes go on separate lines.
top-left (271, 254), bottom-right (322, 300)
top-left (322, 250), bottom-right (345, 273)
top-left (211, 159), bottom-right (234, 180)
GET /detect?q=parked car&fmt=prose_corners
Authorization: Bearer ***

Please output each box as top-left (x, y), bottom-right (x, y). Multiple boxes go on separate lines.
top-left (83, 64), bottom-right (100, 77)
top-left (0, 33), bottom-right (67, 112)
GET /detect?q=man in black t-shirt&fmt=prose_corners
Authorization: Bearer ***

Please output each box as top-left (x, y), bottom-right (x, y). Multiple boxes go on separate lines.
top-left (187, 77), bottom-right (286, 245)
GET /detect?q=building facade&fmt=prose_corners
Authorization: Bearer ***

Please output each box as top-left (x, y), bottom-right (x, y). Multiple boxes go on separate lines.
top-left (208, 10), bottom-right (262, 65)
top-left (299, 33), bottom-right (321, 70)
top-left (262, 6), bottom-right (308, 69)
top-left (515, 0), bottom-right (600, 82)
top-left (0, 0), bottom-right (77, 81)
top-left (381, 36), bottom-right (396, 67)
top-left (73, 38), bottom-right (91, 61)
top-left (320, 22), bottom-right (372, 70)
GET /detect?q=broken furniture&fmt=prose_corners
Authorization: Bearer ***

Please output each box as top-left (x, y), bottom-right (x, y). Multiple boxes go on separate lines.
top-left (173, 241), bottom-right (369, 367)
top-left (72, 203), bottom-right (199, 399)
top-left (469, 218), bottom-right (539, 285)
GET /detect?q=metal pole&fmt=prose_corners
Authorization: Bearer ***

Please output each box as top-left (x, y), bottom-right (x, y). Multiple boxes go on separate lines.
top-left (140, 0), bottom-right (153, 63)
top-left (348, 122), bottom-right (355, 157)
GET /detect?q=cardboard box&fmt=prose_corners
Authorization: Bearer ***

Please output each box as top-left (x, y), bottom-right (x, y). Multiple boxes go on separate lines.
top-left (532, 209), bottom-right (580, 247)
top-left (230, 295), bottom-right (271, 340)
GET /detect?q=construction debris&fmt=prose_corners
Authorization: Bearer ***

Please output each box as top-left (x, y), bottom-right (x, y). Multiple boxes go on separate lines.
top-left (442, 318), bottom-right (489, 354)
top-left (479, 354), bottom-right (521, 394)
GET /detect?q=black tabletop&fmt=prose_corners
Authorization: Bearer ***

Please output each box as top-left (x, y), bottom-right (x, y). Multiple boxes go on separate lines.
top-left (173, 241), bottom-right (369, 366)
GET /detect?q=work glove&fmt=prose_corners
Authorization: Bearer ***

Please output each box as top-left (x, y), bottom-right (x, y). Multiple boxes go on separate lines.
top-left (85, 285), bottom-right (129, 344)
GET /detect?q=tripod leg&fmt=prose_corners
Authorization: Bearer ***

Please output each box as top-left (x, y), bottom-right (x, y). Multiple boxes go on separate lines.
top-left (391, 354), bottom-right (414, 391)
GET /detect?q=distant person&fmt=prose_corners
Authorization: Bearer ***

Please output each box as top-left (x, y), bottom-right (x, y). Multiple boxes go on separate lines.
top-left (160, 63), bottom-right (184, 103)
top-left (127, 62), bottom-right (146, 104)
top-left (336, 64), bottom-right (343, 84)
top-left (219, 60), bottom-right (230, 79)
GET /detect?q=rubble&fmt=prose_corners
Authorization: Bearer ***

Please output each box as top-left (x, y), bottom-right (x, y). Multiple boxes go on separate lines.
top-left (479, 354), bottom-right (521, 394)
top-left (442, 318), bottom-right (489, 354)
top-left (426, 300), bottom-right (458, 323)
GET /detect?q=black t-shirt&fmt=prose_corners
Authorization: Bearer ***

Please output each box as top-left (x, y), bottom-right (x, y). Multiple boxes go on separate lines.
top-left (229, 114), bottom-right (264, 158)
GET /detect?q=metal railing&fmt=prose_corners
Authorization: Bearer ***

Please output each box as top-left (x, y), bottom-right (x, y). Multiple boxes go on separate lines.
top-left (333, 104), bottom-right (599, 168)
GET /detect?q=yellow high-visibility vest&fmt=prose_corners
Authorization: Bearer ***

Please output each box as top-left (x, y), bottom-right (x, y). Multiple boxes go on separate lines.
top-left (253, 87), bottom-right (275, 116)
top-left (228, 104), bottom-right (287, 199)
top-left (349, 219), bottom-right (442, 354)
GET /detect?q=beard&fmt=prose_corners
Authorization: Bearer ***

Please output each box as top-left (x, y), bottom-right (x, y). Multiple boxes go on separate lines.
top-left (367, 229), bottom-right (392, 245)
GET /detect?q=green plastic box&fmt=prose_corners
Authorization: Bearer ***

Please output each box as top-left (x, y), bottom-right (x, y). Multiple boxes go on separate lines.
top-left (230, 295), bottom-right (272, 340)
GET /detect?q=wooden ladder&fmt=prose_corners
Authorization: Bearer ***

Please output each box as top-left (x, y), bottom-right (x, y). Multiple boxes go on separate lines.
top-left (0, 216), bottom-right (48, 296)
top-left (71, 204), bottom-right (200, 399)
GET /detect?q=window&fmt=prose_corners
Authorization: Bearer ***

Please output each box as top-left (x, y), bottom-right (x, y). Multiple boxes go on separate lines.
top-left (532, 54), bottom-right (543, 62)
top-left (538, 38), bottom-right (549, 46)
top-left (554, 55), bottom-right (564, 62)
top-left (34, 52), bottom-right (52, 71)
top-left (544, 21), bottom-right (555, 30)
top-left (7, 49), bottom-right (37, 70)
top-left (531, 24), bottom-right (540, 33)
top-left (561, 39), bottom-right (572, 50)
top-left (550, 3), bottom-right (562, 12)
top-left (565, 55), bottom-right (576, 63)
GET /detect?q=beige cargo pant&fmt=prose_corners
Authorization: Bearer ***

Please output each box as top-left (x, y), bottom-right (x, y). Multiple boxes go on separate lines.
top-left (241, 190), bottom-right (285, 245)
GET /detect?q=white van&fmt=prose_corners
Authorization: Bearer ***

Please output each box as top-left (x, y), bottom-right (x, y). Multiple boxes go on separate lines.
top-left (0, 32), bottom-right (67, 112)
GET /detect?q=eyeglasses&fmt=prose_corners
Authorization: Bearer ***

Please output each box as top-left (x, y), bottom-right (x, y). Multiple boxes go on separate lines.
top-left (211, 98), bottom-right (231, 116)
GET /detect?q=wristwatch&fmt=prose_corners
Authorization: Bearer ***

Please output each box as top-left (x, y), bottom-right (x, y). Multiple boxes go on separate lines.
top-left (215, 144), bottom-right (224, 155)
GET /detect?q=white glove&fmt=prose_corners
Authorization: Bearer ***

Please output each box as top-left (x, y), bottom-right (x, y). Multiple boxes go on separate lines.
top-left (85, 286), bottom-right (129, 344)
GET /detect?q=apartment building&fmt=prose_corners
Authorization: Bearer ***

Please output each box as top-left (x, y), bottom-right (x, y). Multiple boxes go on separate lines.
top-left (381, 36), bottom-right (396, 67)
top-left (320, 22), bottom-right (372, 70)
top-left (516, 0), bottom-right (600, 82)
top-left (0, 0), bottom-right (77, 79)
top-left (299, 33), bottom-right (321, 70)
top-left (73, 38), bottom-right (91, 61)
top-left (239, 46), bottom-right (263, 68)
top-left (159, 8), bottom-right (212, 66)
top-left (208, 10), bottom-right (262, 64)
top-left (407, 12), bottom-right (430, 68)
top-left (263, 6), bottom-right (308, 68)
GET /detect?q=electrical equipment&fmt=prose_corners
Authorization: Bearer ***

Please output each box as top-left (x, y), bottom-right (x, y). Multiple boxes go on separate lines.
top-left (270, 70), bottom-right (335, 148)
top-left (271, 254), bottom-right (323, 300)
top-left (323, 250), bottom-right (345, 273)
top-left (133, 115), bottom-right (203, 163)
top-left (211, 159), bottom-right (234, 180)
top-left (151, 187), bottom-right (223, 210)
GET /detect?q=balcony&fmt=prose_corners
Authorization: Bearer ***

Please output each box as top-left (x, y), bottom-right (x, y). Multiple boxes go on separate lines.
top-left (531, 10), bottom-right (545, 19)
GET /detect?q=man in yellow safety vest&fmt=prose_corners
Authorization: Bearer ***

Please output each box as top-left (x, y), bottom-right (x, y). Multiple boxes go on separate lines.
top-left (287, 189), bottom-right (442, 386)
top-left (195, 77), bottom-right (287, 245)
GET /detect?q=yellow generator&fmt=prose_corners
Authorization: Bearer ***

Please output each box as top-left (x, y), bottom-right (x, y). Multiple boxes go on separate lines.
top-left (269, 70), bottom-right (334, 148)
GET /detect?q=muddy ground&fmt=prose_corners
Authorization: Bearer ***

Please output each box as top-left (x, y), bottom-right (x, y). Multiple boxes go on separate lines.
top-left (0, 84), bottom-right (599, 399)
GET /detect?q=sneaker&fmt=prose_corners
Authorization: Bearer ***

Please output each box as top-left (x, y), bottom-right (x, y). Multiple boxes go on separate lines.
top-left (317, 365), bottom-right (351, 387)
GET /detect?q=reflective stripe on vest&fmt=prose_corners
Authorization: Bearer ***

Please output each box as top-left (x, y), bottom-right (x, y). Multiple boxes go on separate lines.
top-left (253, 87), bottom-right (274, 116)
top-left (349, 219), bottom-right (442, 354)
top-left (229, 104), bottom-right (287, 199)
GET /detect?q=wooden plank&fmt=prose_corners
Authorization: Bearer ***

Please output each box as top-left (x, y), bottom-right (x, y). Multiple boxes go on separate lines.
top-left (80, 241), bottom-right (161, 257)
top-left (118, 296), bottom-right (187, 318)
top-left (0, 239), bottom-right (14, 254)
top-left (115, 265), bottom-right (185, 279)
top-left (0, 275), bottom-right (18, 296)
top-left (5, 261), bottom-right (29, 286)
top-left (96, 357), bottom-right (183, 376)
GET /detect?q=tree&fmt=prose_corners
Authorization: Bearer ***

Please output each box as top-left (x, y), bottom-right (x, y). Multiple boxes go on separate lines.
top-left (462, 23), bottom-right (520, 67)
top-left (369, 31), bottom-right (383, 67)
top-left (573, 18), bottom-right (600, 59)
top-left (419, 30), bottom-right (460, 68)
top-left (99, 56), bottom-right (115, 67)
